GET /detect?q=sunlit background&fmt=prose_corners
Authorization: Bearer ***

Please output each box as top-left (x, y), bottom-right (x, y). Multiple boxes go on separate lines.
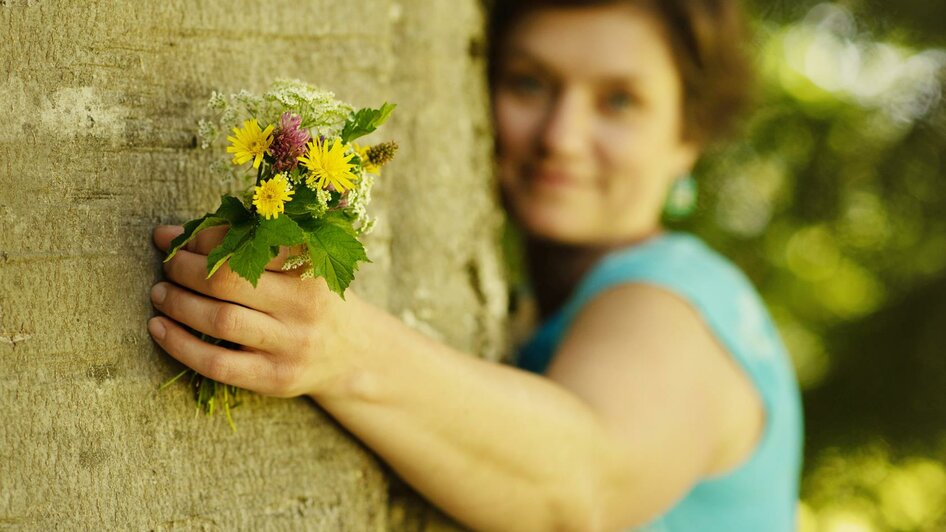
top-left (680, 1), bottom-right (946, 530)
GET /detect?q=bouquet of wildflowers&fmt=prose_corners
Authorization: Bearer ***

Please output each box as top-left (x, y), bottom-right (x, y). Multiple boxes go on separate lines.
top-left (158, 79), bottom-right (397, 428)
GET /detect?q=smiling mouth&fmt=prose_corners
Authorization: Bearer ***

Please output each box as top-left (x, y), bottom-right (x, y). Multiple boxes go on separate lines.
top-left (528, 166), bottom-right (584, 188)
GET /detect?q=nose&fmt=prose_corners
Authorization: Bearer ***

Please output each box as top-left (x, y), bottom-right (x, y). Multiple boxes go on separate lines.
top-left (538, 88), bottom-right (591, 160)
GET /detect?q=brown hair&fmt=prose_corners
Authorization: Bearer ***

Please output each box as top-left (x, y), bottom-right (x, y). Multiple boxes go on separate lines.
top-left (487, 0), bottom-right (755, 145)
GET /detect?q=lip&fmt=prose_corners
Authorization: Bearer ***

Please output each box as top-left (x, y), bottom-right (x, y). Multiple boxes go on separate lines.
top-left (530, 170), bottom-right (581, 188)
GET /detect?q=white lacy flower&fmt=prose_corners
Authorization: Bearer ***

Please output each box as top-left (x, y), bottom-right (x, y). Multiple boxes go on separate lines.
top-left (263, 79), bottom-right (353, 132)
top-left (346, 172), bottom-right (375, 234)
top-left (315, 188), bottom-right (331, 214)
top-left (197, 119), bottom-right (218, 149)
top-left (208, 90), bottom-right (227, 110)
top-left (281, 253), bottom-right (310, 272)
top-left (233, 89), bottom-right (263, 117)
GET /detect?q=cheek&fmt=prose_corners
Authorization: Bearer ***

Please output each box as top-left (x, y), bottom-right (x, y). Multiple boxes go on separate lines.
top-left (494, 95), bottom-right (543, 163)
top-left (598, 116), bottom-right (681, 183)
top-left (596, 125), bottom-right (650, 190)
top-left (595, 125), bottom-right (673, 213)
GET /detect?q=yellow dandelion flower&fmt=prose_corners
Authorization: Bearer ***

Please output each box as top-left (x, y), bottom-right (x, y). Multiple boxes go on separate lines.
top-left (298, 137), bottom-right (359, 192)
top-left (227, 119), bottom-right (275, 169)
top-left (352, 142), bottom-right (380, 174)
top-left (252, 174), bottom-right (294, 220)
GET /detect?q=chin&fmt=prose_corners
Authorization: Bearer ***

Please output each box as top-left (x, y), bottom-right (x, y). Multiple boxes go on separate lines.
top-left (500, 179), bottom-right (602, 245)
top-left (513, 203), bottom-right (595, 245)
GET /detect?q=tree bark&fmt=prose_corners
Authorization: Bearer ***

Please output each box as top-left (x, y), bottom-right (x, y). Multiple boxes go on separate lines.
top-left (0, 1), bottom-right (505, 529)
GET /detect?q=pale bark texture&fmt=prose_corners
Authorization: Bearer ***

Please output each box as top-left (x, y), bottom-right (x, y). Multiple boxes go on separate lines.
top-left (0, 1), bottom-right (506, 530)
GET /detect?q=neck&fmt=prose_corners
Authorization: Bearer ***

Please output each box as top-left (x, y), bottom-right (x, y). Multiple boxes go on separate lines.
top-left (524, 227), bottom-right (665, 320)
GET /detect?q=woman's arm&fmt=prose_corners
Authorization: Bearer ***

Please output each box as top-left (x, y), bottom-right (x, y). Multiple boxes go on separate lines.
top-left (314, 297), bottom-right (616, 531)
top-left (149, 225), bottom-right (763, 532)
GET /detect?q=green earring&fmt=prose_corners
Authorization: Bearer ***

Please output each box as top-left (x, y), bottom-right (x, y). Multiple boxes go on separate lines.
top-left (662, 174), bottom-right (698, 220)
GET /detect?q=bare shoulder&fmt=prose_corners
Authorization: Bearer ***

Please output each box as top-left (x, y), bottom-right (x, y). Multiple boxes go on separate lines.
top-left (547, 281), bottom-right (765, 480)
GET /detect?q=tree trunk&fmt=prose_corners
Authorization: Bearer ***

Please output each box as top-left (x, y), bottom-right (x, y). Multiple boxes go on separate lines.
top-left (0, 1), bottom-right (506, 529)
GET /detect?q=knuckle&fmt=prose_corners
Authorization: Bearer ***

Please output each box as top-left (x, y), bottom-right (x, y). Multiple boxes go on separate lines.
top-left (295, 328), bottom-right (319, 355)
top-left (206, 269), bottom-right (240, 295)
top-left (269, 359), bottom-right (302, 397)
top-left (211, 304), bottom-right (241, 337)
top-left (295, 284), bottom-right (326, 323)
top-left (289, 282), bottom-right (313, 311)
top-left (204, 353), bottom-right (233, 384)
top-left (258, 325), bottom-right (282, 352)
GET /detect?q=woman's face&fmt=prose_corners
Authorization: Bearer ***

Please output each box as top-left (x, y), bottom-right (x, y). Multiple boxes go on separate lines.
top-left (493, 4), bottom-right (699, 245)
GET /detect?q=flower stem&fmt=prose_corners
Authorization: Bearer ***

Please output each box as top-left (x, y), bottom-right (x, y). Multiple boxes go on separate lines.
top-left (157, 325), bottom-right (245, 432)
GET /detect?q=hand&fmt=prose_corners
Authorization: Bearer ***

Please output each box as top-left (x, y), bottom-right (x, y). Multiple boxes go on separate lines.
top-left (148, 224), bottom-right (362, 399)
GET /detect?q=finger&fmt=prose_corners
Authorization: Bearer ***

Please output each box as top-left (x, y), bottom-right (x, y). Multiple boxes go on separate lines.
top-left (151, 281), bottom-right (288, 352)
top-left (190, 224), bottom-right (229, 254)
top-left (154, 224), bottom-right (307, 273)
top-left (162, 248), bottom-right (295, 314)
top-left (147, 316), bottom-right (282, 395)
top-left (153, 224), bottom-right (227, 254)
top-left (153, 224), bottom-right (184, 252)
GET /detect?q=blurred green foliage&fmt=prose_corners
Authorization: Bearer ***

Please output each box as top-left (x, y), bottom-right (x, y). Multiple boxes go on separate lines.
top-left (674, 1), bottom-right (946, 529)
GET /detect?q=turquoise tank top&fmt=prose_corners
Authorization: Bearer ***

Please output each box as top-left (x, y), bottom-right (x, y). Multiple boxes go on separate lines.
top-left (516, 231), bottom-right (804, 531)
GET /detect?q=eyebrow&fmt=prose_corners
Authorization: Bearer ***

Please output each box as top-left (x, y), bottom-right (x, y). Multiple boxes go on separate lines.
top-left (502, 46), bottom-right (644, 87)
top-left (502, 47), bottom-right (561, 77)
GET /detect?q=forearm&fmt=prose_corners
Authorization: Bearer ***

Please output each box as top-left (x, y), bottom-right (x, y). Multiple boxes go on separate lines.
top-left (308, 297), bottom-right (623, 532)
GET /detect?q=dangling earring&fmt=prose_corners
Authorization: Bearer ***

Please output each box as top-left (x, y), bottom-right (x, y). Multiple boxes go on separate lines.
top-left (662, 173), bottom-right (698, 220)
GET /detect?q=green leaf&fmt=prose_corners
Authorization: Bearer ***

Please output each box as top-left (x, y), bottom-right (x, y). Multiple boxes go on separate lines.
top-left (207, 252), bottom-right (234, 278)
top-left (322, 211), bottom-right (359, 236)
top-left (284, 185), bottom-right (318, 216)
top-left (302, 218), bottom-right (370, 298)
top-left (257, 215), bottom-right (307, 247)
top-left (340, 103), bottom-right (396, 144)
top-left (216, 195), bottom-right (253, 225)
top-left (164, 215), bottom-right (228, 263)
top-left (297, 211), bottom-right (357, 234)
top-left (226, 216), bottom-right (307, 287)
top-left (206, 220), bottom-right (255, 278)
top-left (164, 196), bottom-right (252, 263)
top-left (227, 233), bottom-right (274, 288)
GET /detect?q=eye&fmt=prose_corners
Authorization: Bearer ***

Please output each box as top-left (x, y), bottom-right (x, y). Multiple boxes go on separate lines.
top-left (503, 72), bottom-right (549, 98)
top-left (601, 90), bottom-right (638, 114)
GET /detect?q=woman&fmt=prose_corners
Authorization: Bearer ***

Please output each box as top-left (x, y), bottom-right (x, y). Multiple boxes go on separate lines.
top-left (147, 0), bottom-right (803, 529)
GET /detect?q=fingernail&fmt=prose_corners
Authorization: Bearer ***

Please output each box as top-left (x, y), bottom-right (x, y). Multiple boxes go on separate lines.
top-left (148, 318), bottom-right (166, 340)
top-left (151, 283), bottom-right (167, 305)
